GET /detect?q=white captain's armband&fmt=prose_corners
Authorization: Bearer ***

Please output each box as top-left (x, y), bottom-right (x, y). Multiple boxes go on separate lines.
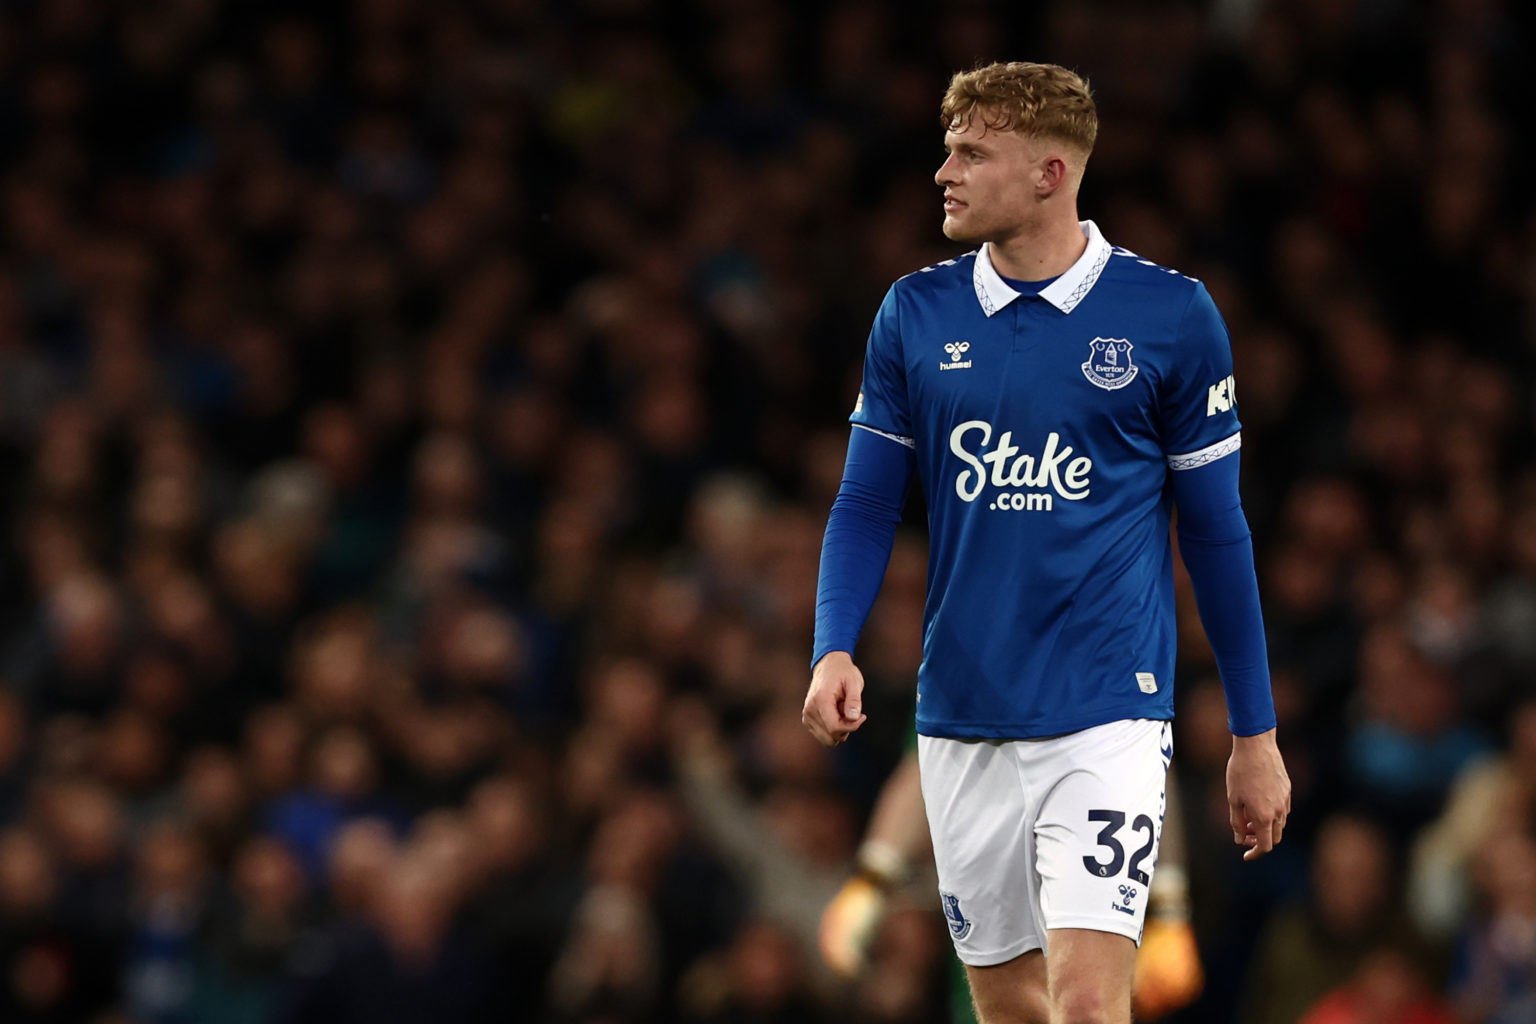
top-left (853, 423), bottom-right (916, 450)
top-left (1166, 431), bottom-right (1240, 471)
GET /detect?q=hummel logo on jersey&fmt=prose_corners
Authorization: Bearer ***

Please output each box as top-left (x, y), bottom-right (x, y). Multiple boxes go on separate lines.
top-left (950, 420), bottom-right (1092, 511)
top-left (1082, 338), bottom-right (1138, 391)
top-left (940, 341), bottom-right (972, 371)
top-left (1206, 374), bottom-right (1237, 416)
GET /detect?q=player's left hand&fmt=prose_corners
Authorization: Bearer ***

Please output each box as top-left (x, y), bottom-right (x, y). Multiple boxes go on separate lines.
top-left (1225, 728), bottom-right (1290, 861)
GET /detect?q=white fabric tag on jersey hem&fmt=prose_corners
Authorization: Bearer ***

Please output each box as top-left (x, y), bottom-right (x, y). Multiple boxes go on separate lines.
top-left (1135, 672), bottom-right (1158, 693)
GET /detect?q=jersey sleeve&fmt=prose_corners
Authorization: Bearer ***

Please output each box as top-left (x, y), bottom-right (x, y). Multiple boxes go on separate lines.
top-left (849, 286), bottom-right (913, 443)
top-left (1160, 282), bottom-right (1241, 470)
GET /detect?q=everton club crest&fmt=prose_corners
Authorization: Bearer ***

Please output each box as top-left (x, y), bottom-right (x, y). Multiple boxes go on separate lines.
top-left (1081, 337), bottom-right (1139, 391)
top-left (940, 891), bottom-right (973, 940)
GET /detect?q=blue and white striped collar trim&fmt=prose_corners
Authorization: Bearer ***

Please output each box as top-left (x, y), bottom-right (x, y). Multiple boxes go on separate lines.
top-left (972, 219), bottom-right (1112, 317)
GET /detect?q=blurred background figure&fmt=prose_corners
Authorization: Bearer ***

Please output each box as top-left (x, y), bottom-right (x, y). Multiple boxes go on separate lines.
top-left (1241, 815), bottom-right (1434, 1024)
top-left (1298, 945), bottom-right (1454, 1024)
top-left (0, 0), bottom-right (1529, 1021)
top-left (1451, 832), bottom-right (1536, 1024)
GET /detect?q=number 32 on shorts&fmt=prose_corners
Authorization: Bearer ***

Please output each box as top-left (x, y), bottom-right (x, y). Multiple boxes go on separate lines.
top-left (1082, 809), bottom-right (1156, 884)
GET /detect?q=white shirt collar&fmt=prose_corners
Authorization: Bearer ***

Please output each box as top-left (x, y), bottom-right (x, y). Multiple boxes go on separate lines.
top-left (972, 219), bottom-right (1113, 317)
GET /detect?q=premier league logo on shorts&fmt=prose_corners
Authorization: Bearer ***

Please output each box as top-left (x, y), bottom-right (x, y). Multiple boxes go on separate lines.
top-left (940, 891), bottom-right (973, 940)
top-left (1081, 337), bottom-right (1139, 391)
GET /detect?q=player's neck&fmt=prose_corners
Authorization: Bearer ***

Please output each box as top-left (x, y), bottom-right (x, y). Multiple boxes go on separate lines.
top-left (986, 212), bottom-right (1086, 281)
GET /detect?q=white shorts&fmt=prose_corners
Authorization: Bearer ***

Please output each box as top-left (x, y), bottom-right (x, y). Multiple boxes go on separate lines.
top-left (917, 718), bottom-right (1172, 966)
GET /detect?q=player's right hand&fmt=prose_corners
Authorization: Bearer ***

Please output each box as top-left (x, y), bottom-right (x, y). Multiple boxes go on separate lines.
top-left (802, 651), bottom-right (868, 747)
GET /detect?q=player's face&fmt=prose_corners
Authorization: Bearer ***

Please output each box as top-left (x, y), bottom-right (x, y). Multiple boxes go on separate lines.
top-left (935, 118), bottom-right (1049, 244)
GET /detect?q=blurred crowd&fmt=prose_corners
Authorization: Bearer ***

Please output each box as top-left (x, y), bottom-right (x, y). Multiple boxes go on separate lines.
top-left (0, 0), bottom-right (1533, 1022)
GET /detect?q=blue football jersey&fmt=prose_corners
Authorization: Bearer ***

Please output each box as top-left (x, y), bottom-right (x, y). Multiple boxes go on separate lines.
top-left (851, 221), bottom-right (1242, 739)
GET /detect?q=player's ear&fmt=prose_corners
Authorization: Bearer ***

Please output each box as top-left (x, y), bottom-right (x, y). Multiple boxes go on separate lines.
top-left (1036, 154), bottom-right (1070, 198)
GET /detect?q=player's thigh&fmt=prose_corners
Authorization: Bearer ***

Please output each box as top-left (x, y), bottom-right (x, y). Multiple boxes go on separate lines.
top-left (1032, 719), bottom-right (1170, 940)
top-left (917, 736), bottom-right (1043, 966)
top-left (1044, 928), bottom-right (1137, 1024)
top-left (963, 949), bottom-right (1048, 1024)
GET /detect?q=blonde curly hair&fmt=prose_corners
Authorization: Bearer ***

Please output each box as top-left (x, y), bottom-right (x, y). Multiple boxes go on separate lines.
top-left (941, 61), bottom-right (1098, 154)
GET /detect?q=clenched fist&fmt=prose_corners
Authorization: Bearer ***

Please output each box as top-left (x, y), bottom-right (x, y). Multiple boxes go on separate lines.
top-left (803, 651), bottom-right (868, 746)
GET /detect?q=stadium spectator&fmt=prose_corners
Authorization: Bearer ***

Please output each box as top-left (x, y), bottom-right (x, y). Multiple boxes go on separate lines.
top-left (1240, 814), bottom-right (1431, 1024)
top-left (1297, 945), bottom-right (1454, 1024)
top-left (1450, 831), bottom-right (1536, 1024)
